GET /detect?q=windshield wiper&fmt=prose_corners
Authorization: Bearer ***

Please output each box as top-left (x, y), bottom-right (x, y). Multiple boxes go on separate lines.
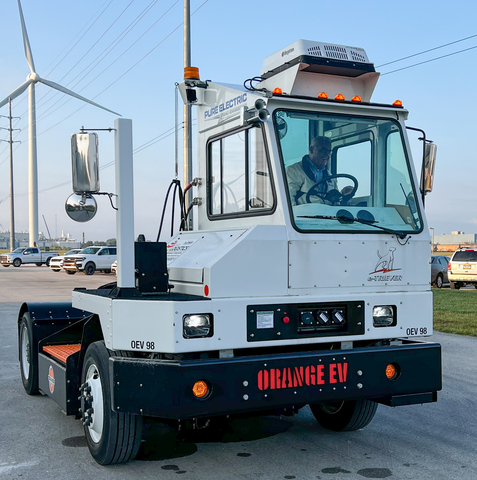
top-left (298, 209), bottom-right (408, 239)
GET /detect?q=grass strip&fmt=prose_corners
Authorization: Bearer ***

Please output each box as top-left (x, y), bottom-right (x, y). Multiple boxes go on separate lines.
top-left (433, 288), bottom-right (477, 336)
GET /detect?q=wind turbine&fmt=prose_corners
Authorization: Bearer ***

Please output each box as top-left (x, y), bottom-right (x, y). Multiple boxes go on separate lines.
top-left (0, 0), bottom-right (120, 247)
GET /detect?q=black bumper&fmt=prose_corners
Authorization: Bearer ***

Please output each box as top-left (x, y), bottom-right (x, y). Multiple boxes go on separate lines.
top-left (110, 340), bottom-right (441, 419)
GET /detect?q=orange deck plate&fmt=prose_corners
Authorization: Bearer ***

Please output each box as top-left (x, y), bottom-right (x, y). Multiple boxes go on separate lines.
top-left (42, 344), bottom-right (81, 363)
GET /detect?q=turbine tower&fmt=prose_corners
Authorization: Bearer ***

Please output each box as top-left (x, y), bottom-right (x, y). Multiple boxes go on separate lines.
top-left (0, 0), bottom-right (120, 247)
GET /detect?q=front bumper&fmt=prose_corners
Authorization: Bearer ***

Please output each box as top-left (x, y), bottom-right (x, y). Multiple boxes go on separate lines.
top-left (110, 339), bottom-right (441, 419)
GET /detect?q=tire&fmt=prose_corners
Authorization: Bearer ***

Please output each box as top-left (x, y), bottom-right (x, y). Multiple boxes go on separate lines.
top-left (80, 341), bottom-right (143, 465)
top-left (35, 263), bottom-right (42, 267)
top-left (84, 262), bottom-right (96, 275)
top-left (19, 313), bottom-right (40, 395)
top-left (51, 269), bottom-right (61, 272)
top-left (65, 270), bottom-right (76, 275)
top-left (450, 282), bottom-right (461, 290)
top-left (310, 399), bottom-right (378, 431)
top-left (45, 257), bottom-right (52, 267)
top-left (435, 274), bottom-right (443, 289)
top-left (2, 265), bottom-right (9, 267)
top-left (13, 258), bottom-right (22, 267)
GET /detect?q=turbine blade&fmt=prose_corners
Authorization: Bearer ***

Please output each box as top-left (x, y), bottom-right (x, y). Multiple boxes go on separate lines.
top-left (39, 77), bottom-right (121, 116)
top-left (17, 0), bottom-right (35, 73)
top-left (0, 79), bottom-right (32, 109)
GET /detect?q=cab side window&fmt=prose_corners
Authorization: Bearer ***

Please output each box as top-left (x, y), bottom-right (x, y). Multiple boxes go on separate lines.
top-left (208, 126), bottom-right (274, 217)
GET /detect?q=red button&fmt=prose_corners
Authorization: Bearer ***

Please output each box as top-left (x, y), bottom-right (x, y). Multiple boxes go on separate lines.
top-left (282, 316), bottom-right (290, 324)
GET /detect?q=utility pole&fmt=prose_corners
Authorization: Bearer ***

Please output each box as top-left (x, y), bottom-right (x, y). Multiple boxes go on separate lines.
top-left (0, 98), bottom-right (21, 251)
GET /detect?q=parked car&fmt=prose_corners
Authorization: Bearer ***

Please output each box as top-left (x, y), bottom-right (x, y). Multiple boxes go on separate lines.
top-left (111, 260), bottom-right (118, 275)
top-left (0, 247), bottom-right (59, 267)
top-left (431, 255), bottom-right (449, 288)
top-left (62, 246), bottom-right (117, 275)
top-left (448, 248), bottom-right (477, 289)
top-left (49, 249), bottom-right (82, 272)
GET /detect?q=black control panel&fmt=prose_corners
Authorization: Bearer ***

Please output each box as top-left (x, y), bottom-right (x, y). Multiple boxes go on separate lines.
top-left (246, 301), bottom-right (364, 342)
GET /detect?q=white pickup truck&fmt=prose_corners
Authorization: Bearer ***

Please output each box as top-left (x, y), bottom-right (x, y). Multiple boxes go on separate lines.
top-left (62, 246), bottom-right (117, 275)
top-left (0, 247), bottom-right (59, 267)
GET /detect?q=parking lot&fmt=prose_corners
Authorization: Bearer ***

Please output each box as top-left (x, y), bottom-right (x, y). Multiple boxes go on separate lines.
top-left (1, 266), bottom-right (477, 479)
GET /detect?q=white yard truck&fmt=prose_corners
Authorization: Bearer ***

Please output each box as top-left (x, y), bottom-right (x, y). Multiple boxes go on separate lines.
top-left (1, 247), bottom-right (59, 267)
top-left (17, 40), bottom-right (441, 465)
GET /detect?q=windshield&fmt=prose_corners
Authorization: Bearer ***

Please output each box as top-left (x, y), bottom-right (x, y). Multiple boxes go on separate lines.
top-left (12, 248), bottom-right (24, 253)
top-left (81, 247), bottom-right (100, 255)
top-left (275, 110), bottom-right (422, 235)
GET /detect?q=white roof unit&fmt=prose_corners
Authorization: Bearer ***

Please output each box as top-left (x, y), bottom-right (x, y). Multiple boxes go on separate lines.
top-left (259, 40), bottom-right (380, 102)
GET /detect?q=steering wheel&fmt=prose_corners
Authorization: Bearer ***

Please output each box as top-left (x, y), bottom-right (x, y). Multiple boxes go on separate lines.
top-left (305, 173), bottom-right (359, 205)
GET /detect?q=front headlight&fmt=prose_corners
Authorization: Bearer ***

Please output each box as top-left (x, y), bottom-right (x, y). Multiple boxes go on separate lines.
top-left (183, 314), bottom-right (213, 338)
top-left (373, 305), bottom-right (396, 327)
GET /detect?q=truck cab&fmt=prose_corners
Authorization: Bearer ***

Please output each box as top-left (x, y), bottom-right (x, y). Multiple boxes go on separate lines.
top-left (18, 40), bottom-right (441, 466)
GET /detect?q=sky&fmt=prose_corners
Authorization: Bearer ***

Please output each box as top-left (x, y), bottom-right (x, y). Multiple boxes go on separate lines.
top-left (0, 0), bottom-right (476, 243)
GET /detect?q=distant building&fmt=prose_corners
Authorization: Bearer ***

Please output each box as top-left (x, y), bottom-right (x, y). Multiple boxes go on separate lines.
top-left (0, 231), bottom-right (81, 250)
top-left (434, 232), bottom-right (477, 252)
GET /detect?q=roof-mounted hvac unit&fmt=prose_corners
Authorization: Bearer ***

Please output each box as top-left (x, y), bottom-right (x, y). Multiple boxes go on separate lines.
top-left (259, 40), bottom-right (380, 102)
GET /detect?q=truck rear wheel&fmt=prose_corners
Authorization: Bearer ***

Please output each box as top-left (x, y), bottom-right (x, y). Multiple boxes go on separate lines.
top-left (309, 399), bottom-right (377, 431)
top-left (450, 281), bottom-right (461, 290)
top-left (13, 258), bottom-right (22, 267)
top-left (84, 262), bottom-right (96, 275)
top-left (19, 313), bottom-right (40, 395)
top-left (80, 341), bottom-right (143, 465)
top-left (65, 270), bottom-right (76, 275)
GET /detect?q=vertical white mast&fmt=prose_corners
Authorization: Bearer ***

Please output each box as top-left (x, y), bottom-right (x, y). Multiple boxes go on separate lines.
top-left (183, 0), bottom-right (193, 229)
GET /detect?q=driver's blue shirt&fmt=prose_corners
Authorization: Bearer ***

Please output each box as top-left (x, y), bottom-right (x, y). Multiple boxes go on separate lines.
top-left (303, 156), bottom-right (328, 187)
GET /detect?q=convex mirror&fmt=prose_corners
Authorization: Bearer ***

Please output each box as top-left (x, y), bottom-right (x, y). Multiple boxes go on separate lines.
top-left (65, 194), bottom-right (98, 222)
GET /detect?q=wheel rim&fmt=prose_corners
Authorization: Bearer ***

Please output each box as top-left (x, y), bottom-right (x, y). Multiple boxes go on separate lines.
top-left (319, 401), bottom-right (345, 415)
top-left (437, 276), bottom-right (443, 288)
top-left (84, 363), bottom-right (104, 444)
top-left (20, 324), bottom-right (30, 380)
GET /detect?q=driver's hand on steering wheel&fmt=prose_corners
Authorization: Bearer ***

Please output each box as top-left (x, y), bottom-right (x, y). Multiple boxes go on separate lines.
top-left (341, 185), bottom-right (354, 196)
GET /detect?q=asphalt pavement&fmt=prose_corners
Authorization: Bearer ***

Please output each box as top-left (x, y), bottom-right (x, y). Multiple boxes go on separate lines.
top-left (1, 266), bottom-right (476, 479)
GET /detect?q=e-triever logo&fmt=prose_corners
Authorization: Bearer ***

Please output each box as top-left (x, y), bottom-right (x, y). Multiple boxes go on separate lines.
top-left (368, 247), bottom-right (402, 282)
top-left (258, 363), bottom-right (348, 391)
top-left (48, 365), bottom-right (55, 394)
top-left (282, 47), bottom-right (295, 57)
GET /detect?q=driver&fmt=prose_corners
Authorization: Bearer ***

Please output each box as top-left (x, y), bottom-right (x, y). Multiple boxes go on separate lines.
top-left (286, 136), bottom-right (352, 206)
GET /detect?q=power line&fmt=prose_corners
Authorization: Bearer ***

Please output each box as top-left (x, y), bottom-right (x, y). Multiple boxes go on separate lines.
top-left (377, 33), bottom-right (477, 68)
top-left (381, 44), bottom-right (477, 76)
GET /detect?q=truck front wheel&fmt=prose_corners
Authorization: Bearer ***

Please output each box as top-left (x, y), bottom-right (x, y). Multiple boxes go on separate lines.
top-left (13, 258), bottom-right (22, 267)
top-left (309, 399), bottom-right (377, 431)
top-left (19, 313), bottom-right (40, 395)
top-left (65, 270), bottom-right (76, 275)
top-left (80, 341), bottom-right (143, 465)
top-left (84, 262), bottom-right (96, 275)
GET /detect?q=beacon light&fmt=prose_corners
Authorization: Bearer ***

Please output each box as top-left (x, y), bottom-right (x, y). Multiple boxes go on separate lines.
top-left (351, 96), bottom-right (362, 102)
top-left (184, 66), bottom-right (200, 80)
top-left (318, 92), bottom-right (328, 99)
top-left (273, 87), bottom-right (283, 95)
top-left (335, 94), bottom-right (345, 101)
top-left (393, 99), bottom-right (403, 106)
